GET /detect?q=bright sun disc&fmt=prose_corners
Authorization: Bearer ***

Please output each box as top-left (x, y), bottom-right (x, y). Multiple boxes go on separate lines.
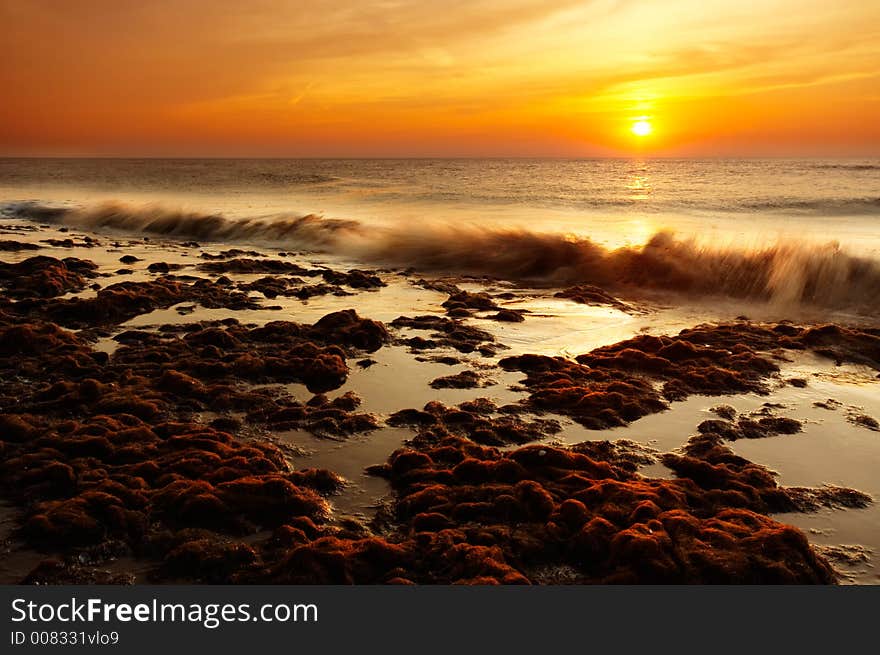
top-left (631, 120), bottom-right (652, 136)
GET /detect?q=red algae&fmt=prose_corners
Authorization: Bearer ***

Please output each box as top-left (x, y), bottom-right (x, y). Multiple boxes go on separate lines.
top-left (429, 370), bottom-right (497, 389)
top-left (0, 282), bottom-right (392, 578)
top-left (554, 284), bottom-right (635, 313)
top-left (0, 240), bottom-right (40, 252)
top-left (500, 322), bottom-right (880, 430)
top-left (386, 400), bottom-right (561, 447)
top-left (335, 433), bottom-right (837, 584)
top-left (0, 256), bottom-right (97, 298)
top-left (391, 314), bottom-right (501, 355)
top-left (0, 246), bottom-right (874, 584)
top-left (1, 412), bottom-right (339, 551)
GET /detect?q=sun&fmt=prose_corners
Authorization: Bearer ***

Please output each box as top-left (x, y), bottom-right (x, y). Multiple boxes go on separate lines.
top-left (631, 119), bottom-right (652, 137)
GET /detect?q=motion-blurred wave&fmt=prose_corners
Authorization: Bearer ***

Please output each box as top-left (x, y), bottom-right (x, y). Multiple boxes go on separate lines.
top-left (7, 200), bottom-right (880, 312)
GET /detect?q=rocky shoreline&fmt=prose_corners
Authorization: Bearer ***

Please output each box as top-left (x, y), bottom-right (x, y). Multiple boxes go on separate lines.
top-left (0, 223), bottom-right (877, 584)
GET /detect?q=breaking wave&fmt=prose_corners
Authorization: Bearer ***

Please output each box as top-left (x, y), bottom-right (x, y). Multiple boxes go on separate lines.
top-left (739, 197), bottom-right (880, 215)
top-left (4, 201), bottom-right (363, 249)
top-left (6, 201), bottom-right (880, 312)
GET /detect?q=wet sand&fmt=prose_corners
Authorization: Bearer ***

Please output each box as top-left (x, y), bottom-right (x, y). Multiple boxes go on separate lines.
top-left (0, 217), bottom-right (878, 584)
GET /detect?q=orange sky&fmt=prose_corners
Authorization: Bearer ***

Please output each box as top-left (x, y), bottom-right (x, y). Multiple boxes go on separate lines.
top-left (1, 0), bottom-right (879, 157)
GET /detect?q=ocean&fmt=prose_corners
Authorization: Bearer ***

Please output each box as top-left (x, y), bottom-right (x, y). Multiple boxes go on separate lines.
top-left (2, 157), bottom-right (879, 313)
top-left (2, 157), bottom-right (879, 249)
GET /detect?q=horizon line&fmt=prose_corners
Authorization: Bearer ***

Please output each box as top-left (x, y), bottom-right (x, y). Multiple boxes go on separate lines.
top-left (1, 154), bottom-right (878, 161)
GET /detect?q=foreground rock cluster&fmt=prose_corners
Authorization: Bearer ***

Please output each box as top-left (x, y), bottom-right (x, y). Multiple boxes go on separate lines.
top-left (500, 322), bottom-right (880, 429)
top-left (0, 248), bottom-right (876, 584)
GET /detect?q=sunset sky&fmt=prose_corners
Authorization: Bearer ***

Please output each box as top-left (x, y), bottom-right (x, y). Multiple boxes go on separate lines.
top-left (2, 0), bottom-right (879, 157)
